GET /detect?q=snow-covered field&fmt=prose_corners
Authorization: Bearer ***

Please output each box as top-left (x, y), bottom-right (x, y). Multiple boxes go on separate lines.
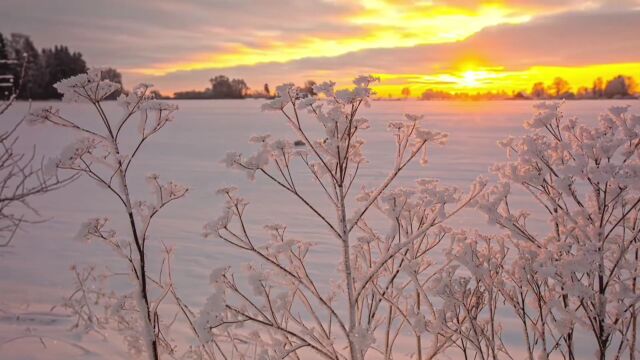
top-left (0, 99), bottom-right (636, 359)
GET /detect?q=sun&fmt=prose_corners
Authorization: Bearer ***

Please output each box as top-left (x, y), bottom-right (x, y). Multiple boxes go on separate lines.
top-left (459, 70), bottom-right (483, 87)
top-left (453, 68), bottom-right (507, 91)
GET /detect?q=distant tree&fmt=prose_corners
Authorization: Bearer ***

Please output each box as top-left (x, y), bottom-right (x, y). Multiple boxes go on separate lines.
top-left (0, 33), bottom-right (7, 63)
top-left (40, 45), bottom-right (87, 99)
top-left (100, 67), bottom-right (123, 100)
top-left (230, 78), bottom-right (248, 98)
top-left (2, 33), bottom-right (127, 101)
top-left (530, 82), bottom-right (547, 98)
top-left (421, 88), bottom-right (451, 100)
top-left (592, 77), bottom-right (605, 98)
top-left (9, 33), bottom-right (46, 99)
top-left (0, 33), bottom-right (15, 100)
top-left (576, 86), bottom-right (591, 98)
top-left (264, 83), bottom-right (270, 97)
top-left (628, 77), bottom-right (638, 95)
top-left (210, 75), bottom-right (233, 97)
top-left (173, 89), bottom-right (210, 99)
top-left (100, 67), bottom-right (122, 85)
top-left (401, 86), bottom-right (411, 99)
top-left (512, 91), bottom-right (528, 99)
top-left (149, 89), bottom-right (167, 99)
top-left (604, 75), bottom-right (637, 98)
top-left (209, 75), bottom-right (248, 98)
top-left (176, 75), bottom-right (249, 99)
top-left (548, 77), bottom-right (571, 98)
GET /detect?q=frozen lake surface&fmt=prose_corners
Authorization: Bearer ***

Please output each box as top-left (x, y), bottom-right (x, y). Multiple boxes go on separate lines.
top-left (0, 99), bottom-right (637, 359)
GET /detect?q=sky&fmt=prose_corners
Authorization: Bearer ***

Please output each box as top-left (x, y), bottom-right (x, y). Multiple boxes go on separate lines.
top-left (1, 0), bottom-right (640, 96)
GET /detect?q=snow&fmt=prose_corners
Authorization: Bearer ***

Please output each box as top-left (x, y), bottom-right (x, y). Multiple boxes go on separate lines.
top-left (0, 99), bottom-right (636, 358)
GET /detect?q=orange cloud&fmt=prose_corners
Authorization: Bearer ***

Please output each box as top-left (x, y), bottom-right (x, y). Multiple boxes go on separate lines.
top-left (130, 1), bottom-right (540, 76)
top-left (116, 2), bottom-right (640, 96)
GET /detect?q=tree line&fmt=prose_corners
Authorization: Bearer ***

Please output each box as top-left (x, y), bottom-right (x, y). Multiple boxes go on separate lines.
top-left (0, 32), bottom-right (123, 100)
top-left (173, 78), bottom-right (319, 99)
top-left (0, 31), bottom-right (320, 101)
top-left (527, 75), bottom-right (637, 99)
top-left (416, 75), bottom-right (638, 101)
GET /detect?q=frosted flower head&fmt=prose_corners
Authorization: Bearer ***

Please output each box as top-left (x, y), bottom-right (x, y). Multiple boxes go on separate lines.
top-left (296, 96), bottom-right (316, 110)
top-left (415, 128), bottom-right (448, 144)
top-left (264, 223), bottom-right (286, 232)
top-left (203, 208), bottom-right (233, 237)
top-left (261, 97), bottom-right (289, 111)
top-left (221, 151), bottom-right (242, 168)
top-left (497, 136), bottom-right (515, 149)
top-left (387, 121), bottom-right (405, 132)
top-left (117, 83), bottom-right (154, 110)
top-left (75, 217), bottom-right (113, 242)
top-left (275, 83), bottom-right (297, 101)
top-left (351, 326), bottom-right (376, 352)
top-left (249, 134), bottom-right (271, 144)
top-left (404, 113), bottom-right (424, 122)
top-left (146, 173), bottom-right (160, 182)
top-left (57, 137), bottom-right (102, 167)
top-left (335, 89), bottom-right (356, 104)
top-left (132, 83), bottom-right (153, 96)
top-left (312, 81), bottom-right (336, 96)
top-left (140, 100), bottom-right (178, 112)
top-left (209, 266), bottom-right (229, 285)
top-left (25, 106), bottom-right (59, 125)
top-left (215, 186), bottom-right (238, 195)
top-left (525, 101), bottom-right (561, 129)
top-left (353, 75), bottom-right (379, 88)
top-left (608, 105), bottom-right (630, 119)
top-left (54, 69), bottom-right (121, 103)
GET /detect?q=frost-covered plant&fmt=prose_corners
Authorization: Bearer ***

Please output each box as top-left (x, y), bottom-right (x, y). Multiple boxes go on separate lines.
top-left (436, 230), bottom-right (511, 360)
top-left (27, 69), bottom-right (186, 359)
top-left (202, 76), bottom-right (485, 359)
top-left (474, 102), bottom-right (640, 360)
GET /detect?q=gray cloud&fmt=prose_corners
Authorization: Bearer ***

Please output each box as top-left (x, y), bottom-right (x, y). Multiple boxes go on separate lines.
top-left (0, 0), bottom-right (361, 68)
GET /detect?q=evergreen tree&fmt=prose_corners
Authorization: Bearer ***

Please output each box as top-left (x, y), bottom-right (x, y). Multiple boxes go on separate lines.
top-left (0, 33), bottom-right (14, 99)
top-left (100, 67), bottom-right (122, 100)
top-left (10, 33), bottom-right (46, 99)
top-left (41, 45), bottom-right (87, 99)
top-left (604, 75), bottom-right (637, 98)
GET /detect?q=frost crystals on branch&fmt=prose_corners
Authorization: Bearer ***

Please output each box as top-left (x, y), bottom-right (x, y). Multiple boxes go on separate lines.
top-left (472, 102), bottom-right (640, 360)
top-left (28, 69), bottom-right (187, 360)
top-left (203, 76), bottom-right (485, 359)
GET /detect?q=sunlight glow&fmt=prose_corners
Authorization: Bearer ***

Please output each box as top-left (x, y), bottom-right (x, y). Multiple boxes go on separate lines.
top-left (371, 62), bottom-right (640, 97)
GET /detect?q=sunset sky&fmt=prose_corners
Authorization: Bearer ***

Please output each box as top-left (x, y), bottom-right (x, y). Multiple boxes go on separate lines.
top-left (2, 0), bottom-right (639, 96)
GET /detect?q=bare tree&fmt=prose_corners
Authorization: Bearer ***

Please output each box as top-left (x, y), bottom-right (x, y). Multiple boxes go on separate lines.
top-left (0, 56), bottom-right (76, 247)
